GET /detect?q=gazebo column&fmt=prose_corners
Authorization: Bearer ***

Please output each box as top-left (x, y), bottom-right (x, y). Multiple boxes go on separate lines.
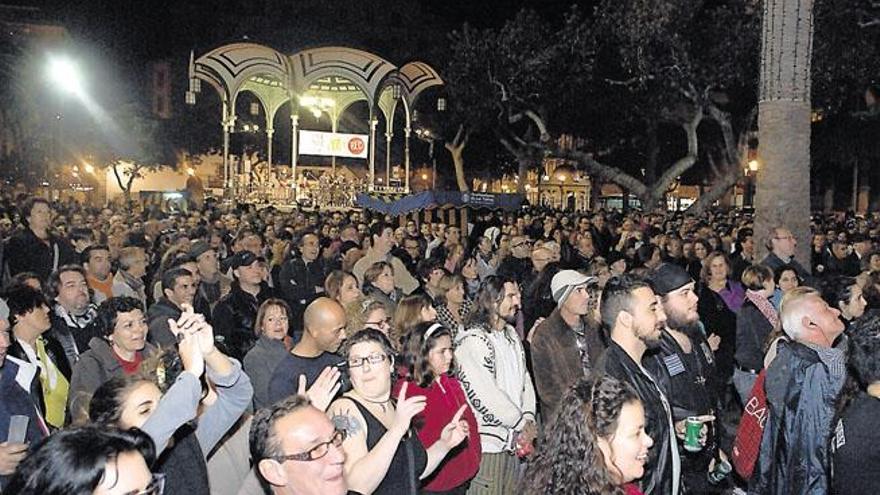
top-left (369, 118), bottom-right (377, 191)
top-left (222, 104), bottom-right (236, 198)
top-left (291, 114), bottom-right (300, 199)
top-left (331, 119), bottom-right (338, 172)
top-left (385, 131), bottom-right (393, 186)
top-left (404, 127), bottom-right (411, 192)
top-left (266, 127), bottom-right (274, 167)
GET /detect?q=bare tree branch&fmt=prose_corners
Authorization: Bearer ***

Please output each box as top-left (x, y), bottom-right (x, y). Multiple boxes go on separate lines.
top-left (548, 145), bottom-right (649, 198)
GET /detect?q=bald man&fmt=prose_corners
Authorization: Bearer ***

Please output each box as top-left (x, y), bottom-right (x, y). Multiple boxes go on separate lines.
top-left (268, 298), bottom-right (347, 404)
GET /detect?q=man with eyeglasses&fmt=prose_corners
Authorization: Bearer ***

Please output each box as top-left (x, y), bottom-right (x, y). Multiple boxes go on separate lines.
top-left (760, 226), bottom-right (813, 287)
top-left (496, 235), bottom-right (533, 286)
top-left (251, 395), bottom-right (356, 495)
top-left (268, 297), bottom-right (345, 405)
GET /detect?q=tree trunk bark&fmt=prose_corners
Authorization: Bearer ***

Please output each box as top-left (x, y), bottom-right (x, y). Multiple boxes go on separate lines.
top-left (516, 156), bottom-right (530, 194)
top-left (445, 125), bottom-right (470, 192)
top-left (753, 0), bottom-right (815, 266)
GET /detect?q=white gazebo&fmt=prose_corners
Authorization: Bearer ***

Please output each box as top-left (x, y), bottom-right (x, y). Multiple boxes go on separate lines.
top-left (186, 42), bottom-right (443, 200)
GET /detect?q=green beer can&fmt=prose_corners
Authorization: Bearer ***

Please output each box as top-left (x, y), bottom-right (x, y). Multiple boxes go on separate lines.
top-left (683, 416), bottom-right (702, 452)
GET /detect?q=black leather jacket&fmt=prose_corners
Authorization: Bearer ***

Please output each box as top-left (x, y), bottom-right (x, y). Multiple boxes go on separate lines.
top-left (212, 282), bottom-right (280, 361)
top-left (598, 342), bottom-right (678, 495)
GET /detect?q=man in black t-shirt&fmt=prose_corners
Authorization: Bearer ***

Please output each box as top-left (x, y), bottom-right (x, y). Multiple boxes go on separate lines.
top-left (268, 297), bottom-right (346, 404)
top-left (646, 263), bottom-right (722, 493)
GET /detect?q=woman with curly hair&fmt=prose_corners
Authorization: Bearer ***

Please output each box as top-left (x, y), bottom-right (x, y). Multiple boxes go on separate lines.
top-left (87, 306), bottom-right (252, 494)
top-left (394, 322), bottom-right (481, 494)
top-left (522, 373), bottom-right (653, 495)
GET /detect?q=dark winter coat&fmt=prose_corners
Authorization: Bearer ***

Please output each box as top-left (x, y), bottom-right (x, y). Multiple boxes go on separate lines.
top-left (749, 339), bottom-right (845, 495)
top-left (212, 282), bottom-right (280, 361)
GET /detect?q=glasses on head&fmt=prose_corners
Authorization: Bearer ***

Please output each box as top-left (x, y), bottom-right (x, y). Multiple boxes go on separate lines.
top-left (348, 352), bottom-right (388, 369)
top-left (124, 473), bottom-right (165, 495)
top-left (774, 235), bottom-right (794, 241)
top-left (365, 317), bottom-right (392, 328)
top-left (270, 429), bottom-right (346, 463)
top-left (513, 241), bottom-right (532, 249)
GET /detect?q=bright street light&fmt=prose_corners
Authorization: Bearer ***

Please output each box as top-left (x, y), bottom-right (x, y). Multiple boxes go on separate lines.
top-left (84, 163), bottom-right (95, 174)
top-left (47, 55), bottom-right (84, 97)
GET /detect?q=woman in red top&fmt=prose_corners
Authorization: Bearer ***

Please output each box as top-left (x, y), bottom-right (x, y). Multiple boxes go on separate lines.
top-left (522, 373), bottom-right (653, 495)
top-left (395, 321), bottom-right (481, 494)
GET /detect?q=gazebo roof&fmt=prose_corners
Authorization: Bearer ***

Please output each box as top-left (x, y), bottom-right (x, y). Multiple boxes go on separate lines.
top-left (189, 42), bottom-right (442, 125)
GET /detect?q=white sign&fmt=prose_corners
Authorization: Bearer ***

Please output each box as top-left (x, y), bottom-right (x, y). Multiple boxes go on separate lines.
top-left (299, 130), bottom-right (369, 159)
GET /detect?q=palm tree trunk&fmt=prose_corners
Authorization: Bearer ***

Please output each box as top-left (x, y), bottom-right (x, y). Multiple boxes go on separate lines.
top-left (753, 0), bottom-right (815, 266)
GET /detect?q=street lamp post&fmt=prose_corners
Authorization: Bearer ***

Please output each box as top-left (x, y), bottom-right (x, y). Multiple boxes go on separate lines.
top-left (746, 159), bottom-right (759, 207)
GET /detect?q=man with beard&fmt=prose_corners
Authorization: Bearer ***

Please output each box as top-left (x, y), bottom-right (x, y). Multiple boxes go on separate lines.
top-left (456, 276), bottom-right (536, 495)
top-left (496, 235), bottom-right (534, 286)
top-left (530, 270), bottom-right (606, 418)
top-left (279, 232), bottom-right (327, 339)
top-left (646, 263), bottom-right (724, 493)
top-left (597, 274), bottom-right (680, 495)
top-left (47, 265), bottom-right (102, 366)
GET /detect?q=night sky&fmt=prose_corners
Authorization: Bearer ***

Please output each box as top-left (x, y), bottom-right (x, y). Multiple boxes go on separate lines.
top-left (15, 0), bottom-right (594, 63)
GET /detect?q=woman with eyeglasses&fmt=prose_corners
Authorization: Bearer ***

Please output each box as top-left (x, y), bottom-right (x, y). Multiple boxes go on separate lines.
top-left (87, 306), bottom-right (253, 495)
top-left (327, 329), bottom-right (470, 495)
top-left (394, 322), bottom-right (481, 494)
top-left (6, 426), bottom-right (163, 495)
top-left (345, 297), bottom-right (393, 338)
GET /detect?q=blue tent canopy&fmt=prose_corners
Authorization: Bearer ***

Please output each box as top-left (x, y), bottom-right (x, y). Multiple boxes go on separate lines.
top-left (355, 191), bottom-right (525, 215)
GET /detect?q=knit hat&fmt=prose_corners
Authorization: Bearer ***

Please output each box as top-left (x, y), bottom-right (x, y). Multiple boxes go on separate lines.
top-left (551, 270), bottom-right (596, 307)
top-left (650, 263), bottom-right (693, 296)
top-left (190, 241), bottom-right (213, 260)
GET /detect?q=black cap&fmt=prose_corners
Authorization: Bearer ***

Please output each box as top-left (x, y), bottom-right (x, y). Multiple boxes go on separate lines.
top-left (190, 241), bottom-right (213, 260)
top-left (230, 251), bottom-right (265, 270)
top-left (650, 263), bottom-right (693, 296)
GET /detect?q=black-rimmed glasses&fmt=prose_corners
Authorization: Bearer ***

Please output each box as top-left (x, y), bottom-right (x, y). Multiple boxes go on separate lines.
top-left (348, 353), bottom-right (388, 369)
top-left (270, 429), bottom-right (346, 463)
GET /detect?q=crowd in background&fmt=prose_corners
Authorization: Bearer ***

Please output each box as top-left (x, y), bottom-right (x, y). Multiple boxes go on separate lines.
top-left (1, 189), bottom-right (879, 495)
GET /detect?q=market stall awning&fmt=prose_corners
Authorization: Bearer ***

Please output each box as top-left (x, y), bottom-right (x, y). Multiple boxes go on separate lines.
top-left (355, 191), bottom-right (524, 215)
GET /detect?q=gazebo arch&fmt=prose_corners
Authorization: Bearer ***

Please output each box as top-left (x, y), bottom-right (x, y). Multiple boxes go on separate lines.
top-left (187, 42), bottom-right (440, 200)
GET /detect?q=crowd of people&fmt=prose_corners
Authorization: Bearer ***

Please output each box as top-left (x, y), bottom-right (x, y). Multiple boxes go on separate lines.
top-left (0, 191), bottom-right (879, 495)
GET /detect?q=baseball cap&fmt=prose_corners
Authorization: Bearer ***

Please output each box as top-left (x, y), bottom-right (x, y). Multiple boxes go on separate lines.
top-left (551, 270), bottom-right (596, 306)
top-left (650, 263), bottom-right (693, 296)
top-left (230, 251), bottom-right (265, 270)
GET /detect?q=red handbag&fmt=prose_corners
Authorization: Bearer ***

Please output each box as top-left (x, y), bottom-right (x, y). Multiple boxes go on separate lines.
top-left (731, 370), bottom-right (768, 480)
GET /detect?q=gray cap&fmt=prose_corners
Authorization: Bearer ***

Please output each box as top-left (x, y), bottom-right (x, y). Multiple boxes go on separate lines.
top-left (0, 298), bottom-right (9, 323)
